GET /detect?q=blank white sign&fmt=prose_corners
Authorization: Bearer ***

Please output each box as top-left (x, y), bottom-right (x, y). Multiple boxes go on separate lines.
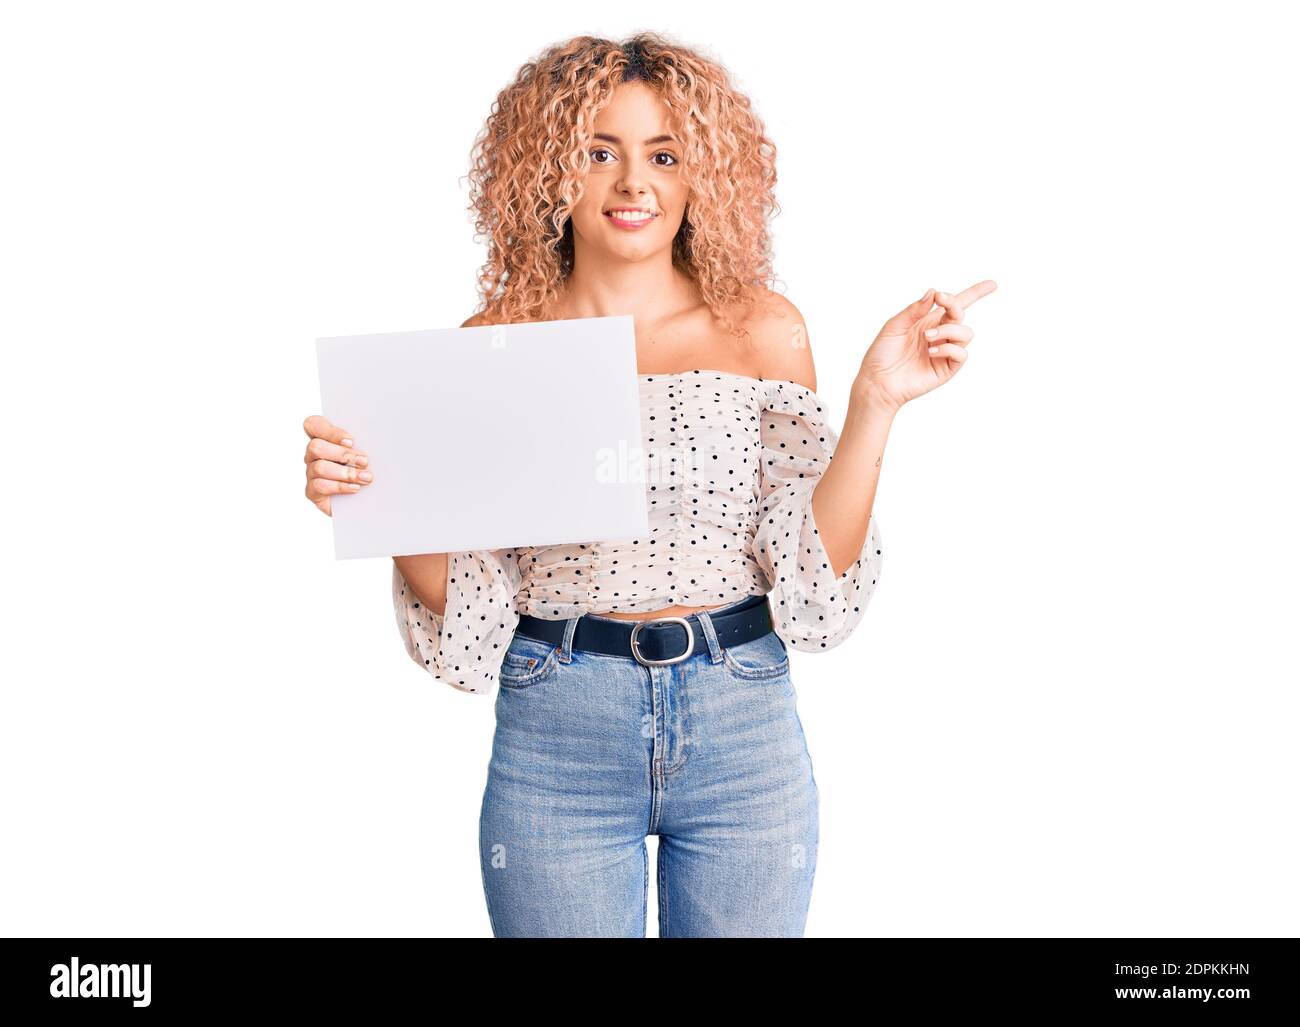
top-left (315, 315), bottom-right (649, 560)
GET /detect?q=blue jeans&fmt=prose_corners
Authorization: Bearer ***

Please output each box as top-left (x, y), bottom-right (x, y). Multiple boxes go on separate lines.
top-left (478, 596), bottom-right (820, 937)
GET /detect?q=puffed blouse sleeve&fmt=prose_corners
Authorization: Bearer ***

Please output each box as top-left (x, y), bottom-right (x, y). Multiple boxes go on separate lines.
top-left (391, 547), bottom-right (523, 694)
top-left (751, 381), bottom-right (883, 651)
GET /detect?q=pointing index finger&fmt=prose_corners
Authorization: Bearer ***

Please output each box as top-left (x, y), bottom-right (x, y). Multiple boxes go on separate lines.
top-left (955, 279), bottom-right (998, 310)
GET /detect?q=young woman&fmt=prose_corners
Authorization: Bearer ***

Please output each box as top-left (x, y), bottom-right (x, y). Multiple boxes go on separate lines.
top-left (302, 32), bottom-right (994, 937)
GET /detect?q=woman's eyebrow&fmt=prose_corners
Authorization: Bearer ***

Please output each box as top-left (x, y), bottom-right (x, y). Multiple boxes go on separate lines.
top-left (592, 133), bottom-right (676, 145)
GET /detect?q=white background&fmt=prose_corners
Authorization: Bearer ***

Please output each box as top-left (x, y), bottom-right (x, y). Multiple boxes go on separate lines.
top-left (3, 0), bottom-right (1296, 938)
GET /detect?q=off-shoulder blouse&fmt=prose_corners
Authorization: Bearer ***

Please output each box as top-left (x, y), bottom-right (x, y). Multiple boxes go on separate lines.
top-left (392, 370), bottom-right (884, 694)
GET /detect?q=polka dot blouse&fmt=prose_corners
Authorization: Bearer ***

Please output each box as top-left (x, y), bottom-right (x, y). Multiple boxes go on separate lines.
top-left (393, 369), bottom-right (883, 694)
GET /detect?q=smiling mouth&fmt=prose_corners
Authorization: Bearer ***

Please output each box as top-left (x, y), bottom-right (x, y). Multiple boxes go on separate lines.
top-left (603, 209), bottom-right (659, 228)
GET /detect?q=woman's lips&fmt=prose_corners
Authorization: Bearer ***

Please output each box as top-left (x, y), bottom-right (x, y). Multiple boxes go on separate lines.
top-left (604, 211), bottom-right (658, 231)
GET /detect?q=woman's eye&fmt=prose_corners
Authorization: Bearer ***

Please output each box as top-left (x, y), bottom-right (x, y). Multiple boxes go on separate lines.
top-left (591, 148), bottom-right (676, 167)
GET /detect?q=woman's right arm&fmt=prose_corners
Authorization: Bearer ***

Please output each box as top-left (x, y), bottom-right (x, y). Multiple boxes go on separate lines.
top-left (303, 390), bottom-right (522, 693)
top-left (392, 553), bottom-right (449, 617)
top-left (386, 311), bottom-right (488, 619)
top-left (302, 415), bottom-right (453, 619)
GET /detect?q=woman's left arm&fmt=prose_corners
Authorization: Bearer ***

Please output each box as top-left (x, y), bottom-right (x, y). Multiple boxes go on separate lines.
top-left (812, 280), bottom-right (998, 577)
top-left (813, 382), bottom-right (897, 579)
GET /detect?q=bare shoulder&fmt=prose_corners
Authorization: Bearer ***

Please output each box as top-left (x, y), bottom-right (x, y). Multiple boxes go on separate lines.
top-left (741, 288), bottom-right (817, 392)
top-left (460, 312), bottom-right (492, 328)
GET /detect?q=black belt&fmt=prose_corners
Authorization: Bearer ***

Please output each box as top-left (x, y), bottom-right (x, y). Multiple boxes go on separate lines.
top-left (514, 592), bottom-right (774, 667)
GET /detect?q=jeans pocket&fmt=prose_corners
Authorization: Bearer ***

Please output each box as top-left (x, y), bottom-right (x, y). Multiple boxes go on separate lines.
top-left (497, 633), bottom-right (561, 690)
top-left (721, 630), bottom-right (790, 680)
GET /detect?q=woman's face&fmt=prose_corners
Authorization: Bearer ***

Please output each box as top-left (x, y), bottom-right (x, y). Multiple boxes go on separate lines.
top-left (569, 81), bottom-right (689, 265)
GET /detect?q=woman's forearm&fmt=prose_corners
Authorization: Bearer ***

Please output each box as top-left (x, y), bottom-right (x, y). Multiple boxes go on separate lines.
top-left (393, 553), bottom-right (450, 617)
top-left (810, 379), bottom-right (898, 578)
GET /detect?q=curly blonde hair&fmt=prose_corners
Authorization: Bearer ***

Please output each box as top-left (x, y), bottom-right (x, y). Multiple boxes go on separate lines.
top-left (463, 31), bottom-right (782, 340)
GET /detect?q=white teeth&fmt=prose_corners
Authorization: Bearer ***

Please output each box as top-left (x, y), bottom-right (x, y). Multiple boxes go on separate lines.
top-left (608, 210), bottom-right (654, 221)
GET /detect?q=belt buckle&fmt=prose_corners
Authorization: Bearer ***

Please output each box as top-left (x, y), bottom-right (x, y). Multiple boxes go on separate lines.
top-left (629, 617), bottom-right (694, 667)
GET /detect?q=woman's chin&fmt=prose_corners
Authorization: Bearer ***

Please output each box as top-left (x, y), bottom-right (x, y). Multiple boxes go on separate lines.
top-left (572, 225), bottom-right (669, 264)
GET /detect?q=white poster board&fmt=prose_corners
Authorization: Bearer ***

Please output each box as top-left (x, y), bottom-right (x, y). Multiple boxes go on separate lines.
top-left (315, 315), bottom-right (649, 560)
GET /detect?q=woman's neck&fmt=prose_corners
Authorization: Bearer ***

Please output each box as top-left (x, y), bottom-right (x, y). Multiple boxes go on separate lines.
top-left (553, 256), bottom-right (699, 327)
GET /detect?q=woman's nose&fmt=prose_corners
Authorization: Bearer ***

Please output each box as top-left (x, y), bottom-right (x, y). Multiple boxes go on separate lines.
top-left (617, 168), bottom-right (646, 196)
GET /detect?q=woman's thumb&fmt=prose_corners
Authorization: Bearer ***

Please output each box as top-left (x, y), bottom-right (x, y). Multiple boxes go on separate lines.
top-left (889, 287), bottom-right (936, 326)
